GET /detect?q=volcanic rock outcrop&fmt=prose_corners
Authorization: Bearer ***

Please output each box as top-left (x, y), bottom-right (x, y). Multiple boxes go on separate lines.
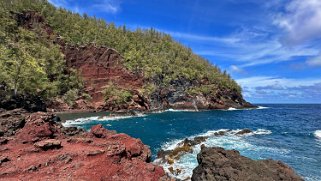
top-left (191, 146), bottom-right (303, 181)
top-left (0, 111), bottom-right (168, 181)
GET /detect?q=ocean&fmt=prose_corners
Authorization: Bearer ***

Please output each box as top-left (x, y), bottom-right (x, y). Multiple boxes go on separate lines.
top-left (60, 104), bottom-right (321, 180)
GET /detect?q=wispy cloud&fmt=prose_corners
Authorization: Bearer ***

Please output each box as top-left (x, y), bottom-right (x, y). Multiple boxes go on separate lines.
top-left (164, 30), bottom-right (241, 44)
top-left (48, 0), bottom-right (121, 14)
top-left (306, 54), bottom-right (321, 67)
top-left (236, 76), bottom-right (321, 102)
top-left (274, 0), bottom-right (321, 45)
top-left (229, 65), bottom-right (245, 73)
top-left (194, 31), bottom-right (318, 67)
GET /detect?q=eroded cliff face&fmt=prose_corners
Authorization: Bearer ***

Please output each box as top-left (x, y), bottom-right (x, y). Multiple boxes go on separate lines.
top-left (15, 11), bottom-right (253, 112)
top-left (63, 44), bottom-right (145, 109)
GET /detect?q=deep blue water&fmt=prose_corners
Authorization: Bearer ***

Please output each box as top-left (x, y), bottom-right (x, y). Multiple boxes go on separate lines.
top-left (62, 104), bottom-right (321, 180)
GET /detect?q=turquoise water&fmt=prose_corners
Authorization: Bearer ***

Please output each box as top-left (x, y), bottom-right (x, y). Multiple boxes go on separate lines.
top-left (63, 104), bottom-right (321, 180)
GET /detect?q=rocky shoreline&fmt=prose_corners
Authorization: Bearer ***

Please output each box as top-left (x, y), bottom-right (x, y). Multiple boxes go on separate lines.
top-left (192, 146), bottom-right (303, 181)
top-left (0, 108), bottom-right (304, 181)
top-left (0, 109), bottom-right (170, 181)
top-left (155, 129), bottom-right (303, 181)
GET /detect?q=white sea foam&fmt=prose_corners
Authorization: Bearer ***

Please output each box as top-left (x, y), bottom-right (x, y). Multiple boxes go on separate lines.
top-left (226, 106), bottom-right (269, 111)
top-left (155, 128), bottom-right (280, 180)
top-left (62, 114), bottom-right (146, 127)
top-left (227, 107), bottom-right (238, 111)
top-left (257, 106), bottom-right (269, 109)
top-left (253, 129), bottom-right (272, 135)
top-left (314, 130), bottom-right (321, 139)
top-left (166, 109), bottom-right (198, 112)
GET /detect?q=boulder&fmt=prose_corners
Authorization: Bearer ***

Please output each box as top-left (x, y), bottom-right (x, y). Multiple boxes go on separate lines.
top-left (236, 129), bottom-right (252, 135)
top-left (90, 124), bottom-right (115, 138)
top-left (34, 139), bottom-right (62, 150)
top-left (191, 146), bottom-right (303, 181)
top-left (0, 108), bottom-right (28, 136)
top-left (16, 112), bottom-right (59, 142)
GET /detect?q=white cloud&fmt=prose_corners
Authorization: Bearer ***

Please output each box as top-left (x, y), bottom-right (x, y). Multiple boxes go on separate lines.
top-left (92, 1), bottom-right (120, 14)
top-left (48, 0), bottom-right (121, 14)
top-left (162, 30), bottom-right (241, 44)
top-left (194, 34), bottom-right (318, 67)
top-left (154, 26), bottom-right (318, 68)
top-left (306, 54), bottom-right (321, 67)
top-left (236, 76), bottom-right (321, 102)
top-left (48, 0), bottom-right (65, 7)
top-left (237, 76), bottom-right (321, 89)
top-left (229, 65), bottom-right (244, 73)
top-left (274, 0), bottom-right (321, 45)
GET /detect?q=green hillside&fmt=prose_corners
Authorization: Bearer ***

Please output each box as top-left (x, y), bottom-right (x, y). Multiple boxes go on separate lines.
top-left (0, 0), bottom-right (241, 104)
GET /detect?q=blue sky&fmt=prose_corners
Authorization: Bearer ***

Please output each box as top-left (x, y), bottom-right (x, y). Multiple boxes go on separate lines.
top-left (48, 0), bottom-right (321, 103)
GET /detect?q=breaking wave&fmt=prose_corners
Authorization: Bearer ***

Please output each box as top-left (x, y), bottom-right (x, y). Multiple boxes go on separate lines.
top-left (226, 106), bottom-right (269, 111)
top-left (62, 114), bottom-right (146, 127)
top-left (314, 130), bottom-right (321, 139)
top-left (154, 128), bottom-right (286, 180)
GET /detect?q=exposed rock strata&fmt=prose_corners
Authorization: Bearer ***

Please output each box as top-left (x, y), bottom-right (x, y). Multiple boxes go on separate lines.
top-left (191, 146), bottom-right (303, 181)
top-left (0, 111), bottom-right (168, 181)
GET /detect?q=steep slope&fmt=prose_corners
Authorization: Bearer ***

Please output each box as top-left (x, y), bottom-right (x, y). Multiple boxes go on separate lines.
top-left (0, 0), bottom-right (253, 112)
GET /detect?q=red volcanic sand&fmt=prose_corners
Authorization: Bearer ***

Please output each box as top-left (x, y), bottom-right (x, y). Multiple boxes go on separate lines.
top-left (0, 112), bottom-right (168, 181)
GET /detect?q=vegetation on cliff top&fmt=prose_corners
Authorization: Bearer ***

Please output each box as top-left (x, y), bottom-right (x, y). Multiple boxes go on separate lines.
top-left (0, 0), bottom-right (242, 103)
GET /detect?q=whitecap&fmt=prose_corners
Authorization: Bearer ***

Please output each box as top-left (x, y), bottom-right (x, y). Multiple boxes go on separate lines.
top-left (227, 107), bottom-right (238, 111)
top-left (253, 129), bottom-right (272, 135)
top-left (62, 114), bottom-right (146, 127)
top-left (225, 106), bottom-right (269, 111)
top-left (314, 130), bottom-right (321, 139)
top-left (166, 109), bottom-right (198, 112)
top-left (257, 106), bottom-right (269, 109)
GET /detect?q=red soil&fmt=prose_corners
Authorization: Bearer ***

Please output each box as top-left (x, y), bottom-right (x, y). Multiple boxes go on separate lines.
top-left (0, 112), bottom-right (168, 181)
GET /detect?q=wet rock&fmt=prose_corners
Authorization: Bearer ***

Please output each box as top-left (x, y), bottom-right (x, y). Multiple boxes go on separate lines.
top-left (168, 139), bottom-right (193, 160)
top-left (191, 146), bottom-right (303, 181)
top-left (168, 167), bottom-right (182, 176)
top-left (157, 149), bottom-right (172, 160)
top-left (34, 139), bottom-right (62, 150)
top-left (183, 137), bottom-right (209, 147)
top-left (214, 130), bottom-right (228, 136)
top-left (236, 129), bottom-right (252, 135)
top-left (192, 136), bottom-right (208, 145)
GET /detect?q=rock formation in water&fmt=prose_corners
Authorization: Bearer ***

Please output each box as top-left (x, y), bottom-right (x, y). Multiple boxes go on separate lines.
top-left (191, 146), bottom-right (303, 181)
top-left (0, 109), bottom-right (169, 180)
